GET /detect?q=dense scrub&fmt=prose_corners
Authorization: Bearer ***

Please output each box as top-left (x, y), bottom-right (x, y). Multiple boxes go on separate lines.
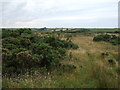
top-left (2, 29), bottom-right (79, 75)
top-left (93, 34), bottom-right (120, 45)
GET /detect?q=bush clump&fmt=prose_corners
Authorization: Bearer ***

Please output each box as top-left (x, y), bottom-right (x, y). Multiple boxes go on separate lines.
top-left (93, 34), bottom-right (120, 45)
top-left (2, 29), bottom-right (78, 75)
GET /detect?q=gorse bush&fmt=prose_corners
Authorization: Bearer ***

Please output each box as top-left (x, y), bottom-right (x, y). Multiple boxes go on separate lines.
top-left (69, 42), bottom-right (79, 49)
top-left (93, 34), bottom-right (110, 41)
top-left (93, 34), bottom-right (120, 45)
top-left (2, 29), bottom-right (78, 75)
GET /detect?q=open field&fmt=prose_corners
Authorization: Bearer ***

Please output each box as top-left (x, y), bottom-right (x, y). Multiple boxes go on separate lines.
top-left (2, 30), bottom-right (119, 88)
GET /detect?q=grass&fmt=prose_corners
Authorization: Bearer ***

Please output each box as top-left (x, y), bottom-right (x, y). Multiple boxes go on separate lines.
top-left (71, 36), bottom-right (118, 88)
top-left (2, 34), bottom-right (119, 88)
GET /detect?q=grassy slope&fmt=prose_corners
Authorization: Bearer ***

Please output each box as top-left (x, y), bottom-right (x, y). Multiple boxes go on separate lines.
top-left (2, 36), bottom-right (118, 88)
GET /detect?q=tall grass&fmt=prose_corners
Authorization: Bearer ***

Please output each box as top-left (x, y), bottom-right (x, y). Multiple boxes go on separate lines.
top-left (91, 61), bottom-right (118, 88)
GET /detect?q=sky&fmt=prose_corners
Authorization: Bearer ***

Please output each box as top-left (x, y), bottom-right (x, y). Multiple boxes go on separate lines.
top-left (0, 0), bottom-right (119, 28)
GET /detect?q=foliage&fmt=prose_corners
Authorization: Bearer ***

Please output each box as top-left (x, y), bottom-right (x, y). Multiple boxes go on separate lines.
top-left (93, 34), bottom-right (120, 45)
top-left (70, 42), bottom-right (79, 49)
top-left (2, 29), bottom-right (78, 75)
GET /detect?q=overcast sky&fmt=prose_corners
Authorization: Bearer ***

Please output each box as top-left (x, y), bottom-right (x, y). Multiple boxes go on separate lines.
top-left (0, 0), bottom-right (119, 28)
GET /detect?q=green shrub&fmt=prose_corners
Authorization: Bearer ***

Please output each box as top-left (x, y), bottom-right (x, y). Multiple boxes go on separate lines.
top-left (20, 38), bottom-right (31, 48)
top-left (93, 34), bottom-right (120, 45)
top-left (2, 37), bottom-right (21, 45)
top-left (57, 47), bottom-right (66, 56)
top-left (2, 29), bottom-right (12, 38)
top-left (17, 28), bottom-right (32, 34)
top-left (93, 34), bottom-right (110, 41)
top-left (2, 29), bottom-right (78, 75)
top-left (2, 44), bottom-right (17, 50)
top-left (70, 43), bottom-right (79, 49)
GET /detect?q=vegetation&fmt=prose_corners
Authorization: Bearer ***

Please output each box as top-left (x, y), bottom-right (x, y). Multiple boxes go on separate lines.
top-left (93, 34), bottom-right (120, 45)
top-left (2, 28), bottom-right (119, 88)
top-left (2, 29), bottom-right (78, 75)
top-left (64, 28), bottom-right (90, 33)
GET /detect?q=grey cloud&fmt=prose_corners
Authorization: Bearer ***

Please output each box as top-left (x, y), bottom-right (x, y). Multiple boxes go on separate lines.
top-left (1, 0), bottom-right (118, 28)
